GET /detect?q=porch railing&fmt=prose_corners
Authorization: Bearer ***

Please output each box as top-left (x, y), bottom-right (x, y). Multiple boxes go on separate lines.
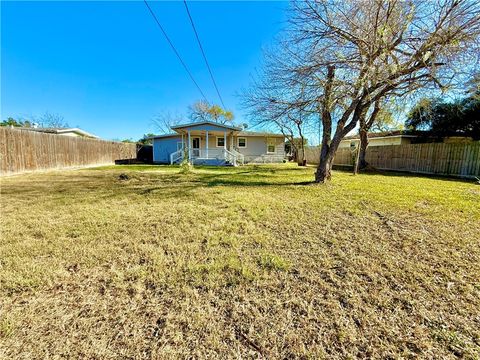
top-left (192, 148), bottom-right (226, 159)
top-left (230, 149), bottom-right (245, 165)
top-left (224, 149), bottom-right (236, 166)
top-left (170, 149), bottom-right (184, 165)
top-left (170, 147), bottom-right (243, 165)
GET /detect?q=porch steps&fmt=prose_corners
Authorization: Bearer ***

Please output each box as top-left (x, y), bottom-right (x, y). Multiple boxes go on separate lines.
top-left (172, 158), bottom-right (233, 166)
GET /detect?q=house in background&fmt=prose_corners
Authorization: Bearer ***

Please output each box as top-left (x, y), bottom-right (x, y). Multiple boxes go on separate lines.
top-left (339, 130), bottom-right (417, 149)
top-left (339, 130), bottom-right (474, 149)
top-left (150, 121), bottom-right (285, 166)
top-left (17, 127), bottom-right (99, 139)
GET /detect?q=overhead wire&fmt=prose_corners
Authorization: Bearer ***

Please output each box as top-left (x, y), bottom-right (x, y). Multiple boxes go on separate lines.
top-left (143, 0), bottom-right (209, 102)
top-left (183, 0), bottom-right (227, 109)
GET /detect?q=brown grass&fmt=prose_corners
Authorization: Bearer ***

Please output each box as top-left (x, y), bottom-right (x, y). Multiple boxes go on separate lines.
top-left (1, 164), bottom-right (479, 359)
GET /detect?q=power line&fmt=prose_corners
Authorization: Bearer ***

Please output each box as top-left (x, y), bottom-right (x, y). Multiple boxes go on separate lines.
top-left (183, 0), bottom-right (227, 109)
top-left (143, 0), bottom-right (209, 102)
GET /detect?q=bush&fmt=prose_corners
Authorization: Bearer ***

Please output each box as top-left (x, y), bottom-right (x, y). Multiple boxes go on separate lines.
top-left (179, 158), bottom-right (193, 174)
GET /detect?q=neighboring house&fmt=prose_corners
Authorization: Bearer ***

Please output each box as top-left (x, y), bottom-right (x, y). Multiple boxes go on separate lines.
top-left (339, 130), bottom-right (474, 149)
top-left (16, 127), bottom-right (99, 139)
top-left (339, 130), bottom-right (417, 149)
top-left (150, 121), bottom-right (285, 166)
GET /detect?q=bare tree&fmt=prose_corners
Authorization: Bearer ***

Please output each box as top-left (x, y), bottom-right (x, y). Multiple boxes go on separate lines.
top-left (244, 96), bottom-right (313, 165)
top-left (189, 100), bottom-right (235, 124)
top-left (243, 54), bottom-right (318, 166)
top-left (35, 112), bottom-right (68, 128)
top-left (152, 111), bottom-right (184, 134)
top-left (188, 100), bottom-right (211, 122)
top-left (246, 0), bottom-right (480, 182)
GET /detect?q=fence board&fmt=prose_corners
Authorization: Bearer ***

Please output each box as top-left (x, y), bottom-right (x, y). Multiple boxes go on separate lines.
top-left (299, 141), bottom-right (480, 178)
top-left (0, 127), bottom-right (137, 175)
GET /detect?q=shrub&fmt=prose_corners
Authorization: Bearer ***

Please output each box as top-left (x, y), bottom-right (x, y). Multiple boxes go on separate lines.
top-left (179, 158), bottom-right (193, 174)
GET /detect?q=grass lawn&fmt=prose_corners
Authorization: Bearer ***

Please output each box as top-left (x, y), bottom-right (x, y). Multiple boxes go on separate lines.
top-left (1, 164), bottom-right (479, 358)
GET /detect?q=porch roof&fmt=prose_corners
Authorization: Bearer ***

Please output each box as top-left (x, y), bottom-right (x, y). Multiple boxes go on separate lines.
top-left (171, 121), bottom-right (242, 132)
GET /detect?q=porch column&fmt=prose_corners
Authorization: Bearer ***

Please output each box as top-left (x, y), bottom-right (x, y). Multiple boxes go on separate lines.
top-left (223, 131), bottom-right (227, 151)
top-left (230, 133), bottom-right (234, 150)
top-left (206, 131), bottom-right (209, 159)
top-left (188, 130), bottom-right (191, 162)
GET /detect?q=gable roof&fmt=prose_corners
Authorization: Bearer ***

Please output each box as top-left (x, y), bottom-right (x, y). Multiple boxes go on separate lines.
top-left (17, 127), bottom-right (99, 139)
top-left (171, 121), bottom-right (242, 132)
top-left (148, 133), bottom-right (181, 140)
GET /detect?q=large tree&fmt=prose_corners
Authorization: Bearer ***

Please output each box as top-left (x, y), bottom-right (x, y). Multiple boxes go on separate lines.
top-left (406, 95), bottom-right (480, 140)
top-left (189, 100), bottom-right (234, 124)
top-left (246, 0), bottom-right (480, 182)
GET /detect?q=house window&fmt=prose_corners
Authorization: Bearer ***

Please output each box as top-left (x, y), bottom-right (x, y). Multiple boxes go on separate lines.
top-left (267, 139), bottom-right (276, 153)
top-left (216, 137), bottom-right (225, 147)
top-left (237, 137), bottom-right (247, 148)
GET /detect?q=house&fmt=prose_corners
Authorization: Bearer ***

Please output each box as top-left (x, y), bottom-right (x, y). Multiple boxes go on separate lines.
top-left (17, 127), bottom-right (99, 139)
top-left (339, 130), bottom-right (474, 149)
top-left (339, 130), bottom-right (417, 148)
top-left (150, 121), bottom-right (285, 166)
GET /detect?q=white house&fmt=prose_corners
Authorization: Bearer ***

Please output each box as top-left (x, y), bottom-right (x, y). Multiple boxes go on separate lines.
top-left (338, 130), bottom-right (476, 149)
top-left (151, 121), bottom-right (285, 166)
top-left (339, 130), bottom-right (418, 148)
top-left (18, 127), bottom-right (99, 139)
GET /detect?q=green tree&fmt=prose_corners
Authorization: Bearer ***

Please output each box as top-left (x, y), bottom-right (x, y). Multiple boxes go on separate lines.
top-left (189, 100), bottom-right (234, 124)
top-left (138, 133), bottom-right (156, 145)
top-left (406, 96), bottom-right (480, 140)
top-left (1, 117), bottom-right (24, 127)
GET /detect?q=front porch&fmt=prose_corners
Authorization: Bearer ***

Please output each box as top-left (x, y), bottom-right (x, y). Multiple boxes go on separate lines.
top-left (169, 128), bottom-right (244, 166)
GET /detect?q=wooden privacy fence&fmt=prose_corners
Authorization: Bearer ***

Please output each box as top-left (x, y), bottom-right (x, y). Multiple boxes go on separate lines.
top-left (0, 127), bottom-right (137, 175)
top-left (299, 142), bottom-right (480, 178)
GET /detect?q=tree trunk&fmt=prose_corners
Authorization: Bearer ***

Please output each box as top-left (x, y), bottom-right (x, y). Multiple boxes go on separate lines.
top-left (357, 100), bottom-right (380, 171)
top-left (358, 127), bottom-right (369, 170)
top-left (315, 153), bottom-right (334, 182)
top-left (315, 140), bottom-right (335, 182)
top-left (298, 136), bottom-right (307, 166)
top-left (353, 141), bottom-right (360, 175)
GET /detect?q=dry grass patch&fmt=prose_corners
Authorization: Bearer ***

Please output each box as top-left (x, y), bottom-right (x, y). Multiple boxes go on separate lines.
top-left (1, 164), bottom-right (479, 358)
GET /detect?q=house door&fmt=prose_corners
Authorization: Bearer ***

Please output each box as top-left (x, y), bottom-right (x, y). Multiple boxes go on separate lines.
top-left (192, 137), bottom-right (200, 157)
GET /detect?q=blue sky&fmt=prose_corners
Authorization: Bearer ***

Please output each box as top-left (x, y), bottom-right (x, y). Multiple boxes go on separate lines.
top-left (1, 1), bottom-right (288, 140)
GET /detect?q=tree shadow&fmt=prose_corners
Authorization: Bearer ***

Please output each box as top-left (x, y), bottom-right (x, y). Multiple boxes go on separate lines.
top-left (357, 169), bottom-right (476, 184)
top-left (128, 166), bottom-right (317, 190)
top-left (203, 179), bottom-right (317, 187)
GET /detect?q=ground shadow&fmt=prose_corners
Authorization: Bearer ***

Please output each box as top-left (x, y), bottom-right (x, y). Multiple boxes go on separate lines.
top-left (356, 168), bottom-right (477, 184)
top-left (114, 165), bottom-right (318, 189)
